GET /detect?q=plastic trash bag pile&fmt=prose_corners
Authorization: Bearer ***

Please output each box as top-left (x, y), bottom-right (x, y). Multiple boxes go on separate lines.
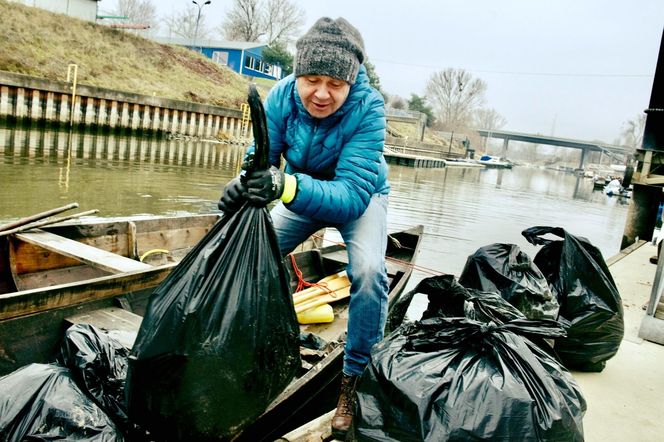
top-left (0, 324), bottom-right (128, 441)
top-left (353, 226), bottom-right (623, 441)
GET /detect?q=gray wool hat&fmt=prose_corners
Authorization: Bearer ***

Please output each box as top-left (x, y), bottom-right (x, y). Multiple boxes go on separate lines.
top-left (294, 17), bottom-right (365, 84)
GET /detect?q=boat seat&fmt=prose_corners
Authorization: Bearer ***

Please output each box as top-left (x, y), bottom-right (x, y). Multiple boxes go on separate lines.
top-left (65, 306), bottom-right (143, 349)
top-left (322, 249), bottom-right (404, 276)
top-left (15, 229), bottom-right (152, 274)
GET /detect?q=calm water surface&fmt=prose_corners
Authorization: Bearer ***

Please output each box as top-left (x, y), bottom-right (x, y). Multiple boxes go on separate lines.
top-left (0, 125), bottom-right (629, 283)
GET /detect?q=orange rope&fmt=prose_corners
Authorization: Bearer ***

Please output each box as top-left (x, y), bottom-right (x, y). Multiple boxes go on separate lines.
top-left (289, 254), bottom-right (334, 293)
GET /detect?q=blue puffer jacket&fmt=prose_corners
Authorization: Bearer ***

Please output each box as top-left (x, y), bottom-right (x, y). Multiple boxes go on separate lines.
top-left (263, 65), bottom-right (390, 224)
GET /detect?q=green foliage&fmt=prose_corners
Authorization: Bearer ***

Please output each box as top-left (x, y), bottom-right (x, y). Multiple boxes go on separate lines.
top-left (364, 59), bottom-right (381, 92)
top-left (408, 94), bottom-right (435, 127)
top-left (262, 41), bottom-right (293, 77)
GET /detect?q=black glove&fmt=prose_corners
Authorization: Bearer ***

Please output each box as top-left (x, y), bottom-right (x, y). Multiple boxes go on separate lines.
top-left (244, 166), bottom-right (285, 206)
top-left (218, 177), bottom-right (247, 213)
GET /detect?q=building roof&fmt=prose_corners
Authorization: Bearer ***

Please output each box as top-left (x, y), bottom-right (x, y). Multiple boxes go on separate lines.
top-left (152, 37), bottom-right (265, 50)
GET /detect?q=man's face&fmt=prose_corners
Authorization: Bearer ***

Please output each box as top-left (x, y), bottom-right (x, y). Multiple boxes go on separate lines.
top-left (296, 75), bottom-right (351, 119)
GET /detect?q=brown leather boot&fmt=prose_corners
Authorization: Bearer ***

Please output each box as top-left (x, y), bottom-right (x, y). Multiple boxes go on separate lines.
top-left (331, 374), bottom-right (358, 440)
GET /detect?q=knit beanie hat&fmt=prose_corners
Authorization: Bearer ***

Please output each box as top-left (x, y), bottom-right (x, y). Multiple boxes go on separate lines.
top-left (294, 17), bottom-right (365, 84)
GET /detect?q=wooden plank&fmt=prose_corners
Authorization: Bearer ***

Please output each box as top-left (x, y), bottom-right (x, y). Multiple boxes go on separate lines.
top-left (322, 250), bottom-right (349, 264)
top-left (0, 264), bottom-right (173, 320)
top-left (15, 230), bottom-right (151, 274)
top-left (66, 306), bottom-right (143, 348)
top-left (277, 409), bottom-right (335, 442)
top-left (66, 306), bottom-right (142, 331)
top-left (9, 236), bottom-right (85, 275)
top-left (0, 288), bottom-right (153, 376)
top-left (14, 264), bottom-right (109, 291)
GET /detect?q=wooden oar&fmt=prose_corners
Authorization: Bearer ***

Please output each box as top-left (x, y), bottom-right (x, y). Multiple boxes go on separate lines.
top-left (293, 277), bottom-right (350, 306)
top-left (292, 271), bottom-right (347, 302)
top-left (0, 202), bottom-right (79, 233)
top-left (293, 275), bottom-right (350, 306)
top-left (0, 209), bottom-right (99, 237)
top-left (295, 286), bottom-right (351, 314)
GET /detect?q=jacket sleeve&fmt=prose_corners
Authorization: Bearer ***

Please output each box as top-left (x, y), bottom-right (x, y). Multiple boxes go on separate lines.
top-left (265, 79), bottom-right (290, 168)
top-left (287, 92), bottom-right (386, 223)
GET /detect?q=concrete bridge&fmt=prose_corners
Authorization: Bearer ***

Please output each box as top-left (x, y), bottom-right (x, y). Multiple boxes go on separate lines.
top-left (477, 129), bottom-right (632, 169)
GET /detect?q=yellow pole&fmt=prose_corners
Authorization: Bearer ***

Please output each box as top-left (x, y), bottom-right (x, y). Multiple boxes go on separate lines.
top-left (66, 64), bottom-right (78, 127)
top-left (240, 103), bottom-right (250, 138)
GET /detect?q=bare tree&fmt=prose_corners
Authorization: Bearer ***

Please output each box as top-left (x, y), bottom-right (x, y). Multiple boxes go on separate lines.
top-left (111, 0), bottom-right (158, 34)
top-left (219, 0), bottom-right (304, 43)
top-left (425, 68), bottom-right (487, 131)
top-left (619, 113), bottom-right (646, 149)
top-left (263, 0), bottom-right (305, 44)
top-left (387, 95), bottom-right (408, 110)
top-left (473, 108), bottom-right (507, 131)
top-left (163, 5), bottom-right (211, 41)
top-left (220, 0), bottom-right (264, 42)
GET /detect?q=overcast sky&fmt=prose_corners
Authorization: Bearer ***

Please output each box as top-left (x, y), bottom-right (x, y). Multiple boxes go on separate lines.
top-left (101, 0), bottom-right (663, 144)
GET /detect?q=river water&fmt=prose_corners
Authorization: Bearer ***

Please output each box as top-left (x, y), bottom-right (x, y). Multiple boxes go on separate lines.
top-left (0, 124), bottom-right (630, 283)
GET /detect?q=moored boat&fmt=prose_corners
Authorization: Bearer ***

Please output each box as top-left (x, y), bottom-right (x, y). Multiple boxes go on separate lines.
top-left (0, 217), bottom-right (423, 440)
top-left (477, 155), bottom-right (513, 169)
top-left (443, 158), bottom-right (485, 168)
top-left (0, 214), bottom-right (221, 322)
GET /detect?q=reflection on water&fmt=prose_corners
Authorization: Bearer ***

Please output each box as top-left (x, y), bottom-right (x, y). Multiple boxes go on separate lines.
top-left (0, 124), bottom-right (245, 219)
top-left (0, 124), bottom-right (629, 281)
top-left (388, 165), bottom-right (629, 283)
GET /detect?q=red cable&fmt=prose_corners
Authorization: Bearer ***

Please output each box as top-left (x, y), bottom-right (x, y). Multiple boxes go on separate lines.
top-left (289, 253), bottom-right (334, 293)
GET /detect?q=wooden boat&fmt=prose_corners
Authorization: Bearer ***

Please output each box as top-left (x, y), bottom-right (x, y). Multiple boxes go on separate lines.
top-left (0, 213), bottom-right (221, 324)
top-left (0, 216), bottom-right (423, 440)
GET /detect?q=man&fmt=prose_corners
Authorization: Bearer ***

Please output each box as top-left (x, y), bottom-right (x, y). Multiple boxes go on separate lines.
top-left (218, 17), bottom-right (389, 439)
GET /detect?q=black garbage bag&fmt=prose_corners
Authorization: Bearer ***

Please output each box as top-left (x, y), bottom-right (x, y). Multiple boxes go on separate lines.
top-left (419, 274), bottom-right (527, 324)
top-left (522, 226), bottom-right (624, 372)
top-left (0, 363), bottom-right (123, 441)
top-left (386, 274), bottom-right (526, 334)
top-left (125, 85), bottom-right (301, 441)
top-left (353, 318), bottom-right (586, 442)
top-left (57, 323), bottom-right (130, 430)
top-left (459, 243), bottom-right (559, 320)
top-left (406, 275), bottom-right (557, 354)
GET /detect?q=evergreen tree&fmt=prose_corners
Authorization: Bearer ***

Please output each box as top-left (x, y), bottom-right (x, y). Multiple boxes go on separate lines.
top-left (364, 59), bottom-right (381, 93)
top-left (262, 41), bottom-right (293, 76)
top-left (408, 94), bottom-right (435, 127)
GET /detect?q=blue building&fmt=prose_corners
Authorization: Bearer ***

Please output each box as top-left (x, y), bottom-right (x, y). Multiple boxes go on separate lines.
top-left (153, 37), bottom-right (283, 81)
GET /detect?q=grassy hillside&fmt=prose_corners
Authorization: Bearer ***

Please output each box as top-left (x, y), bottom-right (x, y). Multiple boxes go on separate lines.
top-left (0, 0), bottom-right (250, 109)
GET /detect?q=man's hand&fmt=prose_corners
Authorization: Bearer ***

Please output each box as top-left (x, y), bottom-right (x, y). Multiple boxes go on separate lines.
top-left (218, 177), bottom-right (248, 213)
top-left (244, 166), bottom-right (285, 206)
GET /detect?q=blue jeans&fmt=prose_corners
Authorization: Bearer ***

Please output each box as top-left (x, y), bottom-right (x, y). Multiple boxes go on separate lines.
top-left (270, 194), bottom-right (389, 376)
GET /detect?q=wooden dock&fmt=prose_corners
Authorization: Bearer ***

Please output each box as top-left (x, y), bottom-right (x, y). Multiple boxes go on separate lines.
top-left (384, 151), bottom-right (446, 168)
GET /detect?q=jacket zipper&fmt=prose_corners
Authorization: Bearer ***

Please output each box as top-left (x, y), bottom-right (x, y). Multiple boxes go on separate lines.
top-left (305, 119), bottom-right (319, 170)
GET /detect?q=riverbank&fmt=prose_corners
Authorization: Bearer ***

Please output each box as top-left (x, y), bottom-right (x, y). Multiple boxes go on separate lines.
top-left (0, 70), bottom-right (249, 139)
top-left (0, 1), bottom-right (248, 109)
